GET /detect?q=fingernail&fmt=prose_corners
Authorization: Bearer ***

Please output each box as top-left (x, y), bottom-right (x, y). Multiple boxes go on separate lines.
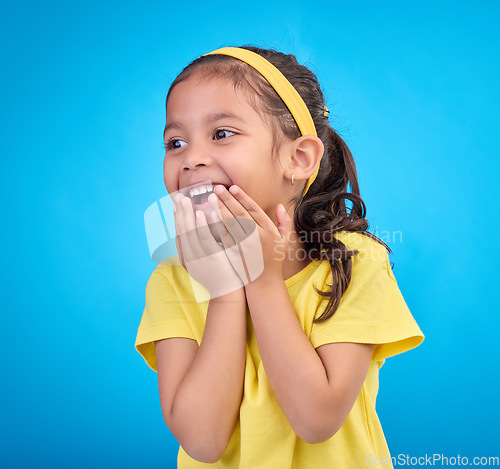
top-left (214, 185), bottom-right (224, 194)
top-left (208, 193), bottom-right (217, 204)
top-left (229, 185), bottom-right (238, 194)
top-left (182, 197), bottom-right (189, 207)
top-left (175, 193), bottom-right (182, 203)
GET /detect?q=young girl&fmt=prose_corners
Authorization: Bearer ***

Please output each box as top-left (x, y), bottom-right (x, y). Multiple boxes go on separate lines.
top-left (135, 45), bottom-right (424, 468)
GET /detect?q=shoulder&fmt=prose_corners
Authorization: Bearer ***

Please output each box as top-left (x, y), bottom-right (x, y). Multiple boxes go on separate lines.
top-left (309, 231), bottom-right (424, 360)
top-left (333, 231), bottom-right (391, 275)
top-left (150, 255), bottom-right (183, 279)
top-left (333, 230), bottom-right (389, 258)
top-left (303, 232), bottom-right (389, 289)
top-left (146, 256), bottom-right (200, 302)
top-left (148, 256), bottom-right (192, 286)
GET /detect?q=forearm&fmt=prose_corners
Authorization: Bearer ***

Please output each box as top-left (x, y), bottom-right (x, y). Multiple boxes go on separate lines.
top-left (245, 274), bottom-right (333, 439)
top-left (170, 289), bottom-right (246, 457)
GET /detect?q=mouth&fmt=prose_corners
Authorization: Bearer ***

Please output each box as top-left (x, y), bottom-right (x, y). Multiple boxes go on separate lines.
top-left (189, 184), bottom-right (214, 206)
top-left (186, 182), bottom-right (231, 209)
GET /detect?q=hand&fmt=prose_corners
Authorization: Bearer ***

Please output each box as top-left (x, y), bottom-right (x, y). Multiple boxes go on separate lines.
top-left (173, 192), bottom-right (244, 300)
top-left (208, 184), bottom-right (293, 282)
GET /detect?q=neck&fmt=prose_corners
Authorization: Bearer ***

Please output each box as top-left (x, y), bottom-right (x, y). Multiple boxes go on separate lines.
top-left (281, 229), bottom-right (311, 281)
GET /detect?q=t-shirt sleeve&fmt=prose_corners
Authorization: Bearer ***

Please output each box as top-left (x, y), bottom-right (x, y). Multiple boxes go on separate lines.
top-left (134, 266), bottom-right (198, 372)
top-left (309, 240), bottom-right (424, 362)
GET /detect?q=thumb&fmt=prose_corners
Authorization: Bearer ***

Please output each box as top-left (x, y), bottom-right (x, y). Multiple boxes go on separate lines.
top-left (276, 204), bottom-right (293, 239)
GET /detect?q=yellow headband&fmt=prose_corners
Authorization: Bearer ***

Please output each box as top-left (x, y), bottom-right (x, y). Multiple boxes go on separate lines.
top-left (203, 46), bottom-right (328, 197)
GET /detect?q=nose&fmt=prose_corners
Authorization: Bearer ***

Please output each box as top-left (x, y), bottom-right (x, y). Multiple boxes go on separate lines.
top-left (181, 142), bottom-right (213, 172)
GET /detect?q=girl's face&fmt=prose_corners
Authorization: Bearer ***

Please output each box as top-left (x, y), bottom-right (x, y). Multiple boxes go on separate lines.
top-left (163, 73), bottom-right (292, 219)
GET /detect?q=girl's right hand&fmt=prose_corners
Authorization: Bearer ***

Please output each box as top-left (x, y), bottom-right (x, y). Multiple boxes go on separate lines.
top-left (173, 193), bottom-right (245, 299)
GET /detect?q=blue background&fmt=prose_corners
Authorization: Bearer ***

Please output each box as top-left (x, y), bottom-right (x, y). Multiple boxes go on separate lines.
top-left (1, 1), bottom-right (499, 467)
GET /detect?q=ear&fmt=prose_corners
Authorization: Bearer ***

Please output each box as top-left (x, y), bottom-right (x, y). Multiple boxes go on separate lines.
top-left (286, 135), bottom-right (324, 184)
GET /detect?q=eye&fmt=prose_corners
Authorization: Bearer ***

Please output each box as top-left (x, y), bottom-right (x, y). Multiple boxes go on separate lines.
top-left (214, 129), bottom-right (235, 140)
top-left (165, 138), bottom-right (187, 151)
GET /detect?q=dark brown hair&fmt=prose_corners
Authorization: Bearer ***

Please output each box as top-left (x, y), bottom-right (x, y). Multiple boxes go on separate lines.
top-left (165, 45), bottom-right (392, 323)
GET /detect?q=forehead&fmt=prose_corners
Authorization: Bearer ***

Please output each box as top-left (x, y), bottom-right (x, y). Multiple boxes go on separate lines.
top-left (168, 74), bottom-right (245, 110)
top-left (165, 72), bottom-right (269, 129)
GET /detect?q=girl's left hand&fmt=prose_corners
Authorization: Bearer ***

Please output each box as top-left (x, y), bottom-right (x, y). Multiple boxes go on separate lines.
top-left (210, 184), bottom-right (293, 282)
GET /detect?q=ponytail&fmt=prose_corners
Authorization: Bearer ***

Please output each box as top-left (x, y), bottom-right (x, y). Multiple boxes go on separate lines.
top-left (295, 126), bottom-right (392, 322)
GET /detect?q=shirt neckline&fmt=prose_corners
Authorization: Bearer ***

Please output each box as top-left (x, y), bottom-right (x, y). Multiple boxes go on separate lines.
top-left (284, 260), bottom-right (322, 289)
top-left (283, 231), bottom-right (355, 289)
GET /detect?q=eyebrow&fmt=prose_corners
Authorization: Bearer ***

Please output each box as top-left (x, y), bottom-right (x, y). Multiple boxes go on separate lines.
top-left (163, 112), bottom-right (246, 138)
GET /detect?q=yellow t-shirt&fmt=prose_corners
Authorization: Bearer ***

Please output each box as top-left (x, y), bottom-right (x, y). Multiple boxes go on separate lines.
top-left (135, 230), bottom-right (424, 468)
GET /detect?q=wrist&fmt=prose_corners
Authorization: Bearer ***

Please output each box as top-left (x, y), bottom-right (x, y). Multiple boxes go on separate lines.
top-left (209, 287), bottom-right (246, 305)
top-left (245, 270), bottom-right (284, 294)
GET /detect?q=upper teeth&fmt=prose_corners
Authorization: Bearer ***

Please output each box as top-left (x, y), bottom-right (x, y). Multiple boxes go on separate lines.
top-left (189, 185), bottom-right (214, 197)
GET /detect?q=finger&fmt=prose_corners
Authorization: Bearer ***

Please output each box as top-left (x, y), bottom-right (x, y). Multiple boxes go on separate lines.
top-left (173, 194), bottom-right (186, 264)
top-left (209, 188), bottom-right (248, 241)
top-left (173, 193), bottom-right (186, 235)
top-left (208, 209), bottom-right (236, 250)
top-left (174, 193), bottom-right (202, 261)
top-left (226, 185), bottom-right (280, 234)
top-left (179, 194), bottom-right (196, 233)
top-left (276, 204), bottom-right (293, 240)
top-left (213, 185), bottom-right (253, 222)
top-left (208, 194), bottom-right (238, 249)
top-left (175, 234), bottom-right (185, 268)
top-left (180, 194), bottom-right (203, 256)
top-left (195, 209), bottom-right (223, 255)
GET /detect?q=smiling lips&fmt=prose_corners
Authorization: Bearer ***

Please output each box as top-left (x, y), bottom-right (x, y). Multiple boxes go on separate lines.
top-left (189, 184), bottom-right (215, 207)
top-left (188, 184), bottom-right (214, 198)
top-left (184, 181), bottom-right (232, 205)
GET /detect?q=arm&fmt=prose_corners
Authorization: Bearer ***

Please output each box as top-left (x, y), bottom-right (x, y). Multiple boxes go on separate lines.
top-left (204, 184), bottom-right (372, 443)
top-left (245, 275), bottom-right (373, 444)
top-left (155, 288), bottom-right (246, 463)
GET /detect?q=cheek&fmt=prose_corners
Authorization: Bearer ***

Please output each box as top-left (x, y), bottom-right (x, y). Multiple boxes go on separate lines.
top-left (163, 157), bottom-right (178, 192)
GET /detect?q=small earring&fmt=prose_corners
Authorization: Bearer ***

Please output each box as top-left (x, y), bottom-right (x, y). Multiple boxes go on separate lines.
top-left (291, 173), bottom-right (294, 185)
